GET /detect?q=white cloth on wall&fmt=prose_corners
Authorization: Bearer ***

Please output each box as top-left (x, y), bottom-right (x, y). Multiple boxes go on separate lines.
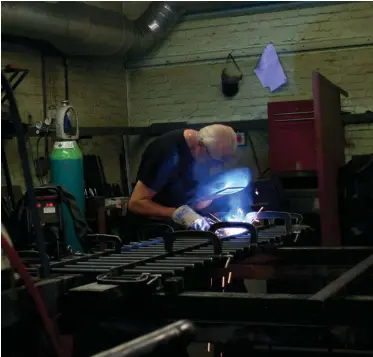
top-left (254, 43), bottom-right (287, 92)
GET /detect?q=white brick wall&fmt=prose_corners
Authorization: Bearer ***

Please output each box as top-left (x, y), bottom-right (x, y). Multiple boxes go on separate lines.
top-left (3, 2), bottom-right (372, 189)
top-left (128, 46), bottom-right (373, 124)
top-left (127, 2), bottom-right (373, 176)
top-left (2, 45), bottom-right (127, 189)
top-left (2, 1), bottom-right (137, 191)
top-left (130, 2), bottom-right (373, 68)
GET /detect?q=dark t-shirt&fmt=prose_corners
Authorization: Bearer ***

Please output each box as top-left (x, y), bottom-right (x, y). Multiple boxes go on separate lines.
top-left (135, 129), bottom-right (199, 208)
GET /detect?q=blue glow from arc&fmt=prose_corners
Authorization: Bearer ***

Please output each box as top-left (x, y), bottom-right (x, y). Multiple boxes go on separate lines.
top-left (197, 168), bottom-right (251, 200)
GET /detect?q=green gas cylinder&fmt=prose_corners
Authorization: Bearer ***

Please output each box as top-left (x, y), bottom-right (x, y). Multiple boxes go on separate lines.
top-left (50, 140), bottom-right (84, 252)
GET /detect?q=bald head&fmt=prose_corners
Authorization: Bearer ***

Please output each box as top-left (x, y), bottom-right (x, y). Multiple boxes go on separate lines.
top-left (197, 124), bottom-right (237, 162)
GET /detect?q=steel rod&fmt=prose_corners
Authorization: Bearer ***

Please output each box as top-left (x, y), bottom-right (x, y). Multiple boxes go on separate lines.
top-left (310, 253), bottom-right (373, 301)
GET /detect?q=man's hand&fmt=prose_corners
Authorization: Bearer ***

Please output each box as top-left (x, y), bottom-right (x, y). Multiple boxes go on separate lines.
top-left (172, 205), bottom-right (210, 231)
top-left (192, 217), bottom-right (211, 231)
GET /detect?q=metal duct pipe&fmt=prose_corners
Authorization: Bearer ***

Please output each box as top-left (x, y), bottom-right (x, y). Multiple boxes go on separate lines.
top-left (1, 1), bottom-right (184, 58)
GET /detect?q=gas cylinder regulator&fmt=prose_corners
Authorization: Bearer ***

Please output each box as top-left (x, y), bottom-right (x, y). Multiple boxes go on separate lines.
top-left (35, 100), bottom-right (79, 140)
top-left (55, 100), bottom-right (79, 140)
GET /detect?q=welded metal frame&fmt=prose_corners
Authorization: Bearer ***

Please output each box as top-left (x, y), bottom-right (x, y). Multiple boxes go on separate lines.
top-left (19, 216), bottom-right (373, 354)
top-left (25, 224), bottom-right (370, 357)
top-left (1, 66), bottom-right (29, 104)
top-left (2, 66), bottom-right (29, 210)
top-left (133, 246), bottom-right (373, 325)
top-left (62, 244), bottom-right (373, 324)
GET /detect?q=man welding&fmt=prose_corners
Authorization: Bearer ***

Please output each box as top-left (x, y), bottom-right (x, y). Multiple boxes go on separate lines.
top-left (128, 124), bottom-right (238, 232)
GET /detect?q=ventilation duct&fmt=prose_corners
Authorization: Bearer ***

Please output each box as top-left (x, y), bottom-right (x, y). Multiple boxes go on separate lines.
top-left (1, 1), bottom-right (184, 58)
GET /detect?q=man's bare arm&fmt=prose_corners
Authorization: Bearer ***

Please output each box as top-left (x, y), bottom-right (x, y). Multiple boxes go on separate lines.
top-left (195, 200), bottom-right (213, 210)
top-left (128, 181), bottom-right (176, 218)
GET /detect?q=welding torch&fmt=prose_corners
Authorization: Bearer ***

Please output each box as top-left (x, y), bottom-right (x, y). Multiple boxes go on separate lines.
top-left (207, 207), bottom-right (263, 290)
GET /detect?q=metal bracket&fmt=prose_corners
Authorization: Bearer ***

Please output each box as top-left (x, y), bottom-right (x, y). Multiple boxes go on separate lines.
top-left (210, 221), bottom-right (258, 244)
top-left (1, 65), bottom-right (29, 104)
top-left (256, 211), bottom-right (293, 235)
top-left (164, 230), bottom-right (223, 255)
top-left (84, 234), bottom-right (123, 254)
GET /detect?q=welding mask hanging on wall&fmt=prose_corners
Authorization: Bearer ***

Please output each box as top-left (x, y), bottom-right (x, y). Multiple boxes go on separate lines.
top-left (221, 52), bottom-right (243, 98)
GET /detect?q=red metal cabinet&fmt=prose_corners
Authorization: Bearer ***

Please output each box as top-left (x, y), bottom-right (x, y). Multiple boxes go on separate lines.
top-left (268, 100), bottom-right (317, 173)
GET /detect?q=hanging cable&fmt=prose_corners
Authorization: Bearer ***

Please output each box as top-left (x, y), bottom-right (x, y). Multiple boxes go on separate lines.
top-left (41, 52), bottom-right (49, 159)
top-left (246, 131), bottom-right (262, 178)
top-left (62, 56), bottom-right (69, 101)
top-left (28, 138), bottom-right (43, 185)
top-left (1, 234), bottom-right (63, 357)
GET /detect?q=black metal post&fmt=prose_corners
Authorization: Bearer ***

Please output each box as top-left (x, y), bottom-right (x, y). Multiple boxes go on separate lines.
top-left (1, 142), bottom-right (15, 210)
top-left (310, 253), bottom-right (373, 301)
top-left (1, 70), bottom-right (50, 277)
top-left (41, 52), bottom-right (49, 158)
top-left (62, 56), bottom-right (69, 101)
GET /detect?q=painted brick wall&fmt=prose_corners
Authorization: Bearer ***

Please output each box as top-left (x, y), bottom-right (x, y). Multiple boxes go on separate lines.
top-left (127, 2), bottom-right (373, 178)
top-left (2, 1), bottom-right (149, 193)
top-left (2, 46), bottom-right (127, 190)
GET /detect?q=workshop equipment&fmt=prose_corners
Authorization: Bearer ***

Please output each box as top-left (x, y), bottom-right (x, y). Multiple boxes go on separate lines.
top-left (13, 185), bottom-right (125, 267)
top-left (28, 231), bottom-right (251, 291)
top-left (50, 100), bottom-right (85, 252)
top-left (252, 175), bottom-right (286, 211)
top-left (17, 185), bottom-right (101, 260)
top-left (26, 213), bottom-right (312, 287)
top-left (63, 228), bottom-right (373, 357)
top-left (267, 73), bottom-right (348, 246)
top-left (268, 99), bottom-right (316, 173)
top-left (25, 186), bottom-right (65, 259)
top-left (18, 213), bottom-right (373, 357)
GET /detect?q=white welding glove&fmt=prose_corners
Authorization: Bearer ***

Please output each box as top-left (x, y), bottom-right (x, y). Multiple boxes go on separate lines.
top-left (172, 205), bottom-right (210, 231)
top-left (245, 212), bottom-right (258, 224)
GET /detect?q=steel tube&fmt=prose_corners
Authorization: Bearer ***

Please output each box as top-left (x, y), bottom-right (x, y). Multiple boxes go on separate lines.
top-left (90, 320), bottom-right (195, 357)
top-left (311, 253), bottom-right (373, 301)
top-left (1, 2), bottom-right (184, 58)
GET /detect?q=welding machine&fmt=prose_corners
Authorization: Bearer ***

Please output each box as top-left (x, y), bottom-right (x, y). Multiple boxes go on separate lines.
top-left (27, 186), bottom-right (68, 259)
top-left (14, 186), bottom-right (69, 260)
top-left (13, 185), bottom-right (122, 259)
